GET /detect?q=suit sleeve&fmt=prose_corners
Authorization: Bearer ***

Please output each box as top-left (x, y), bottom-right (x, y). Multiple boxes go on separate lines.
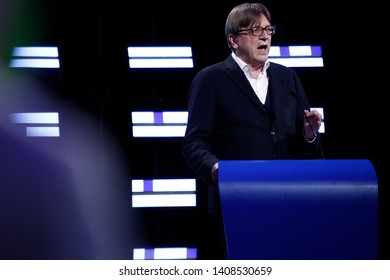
top-left (290, 69), bottom-right (323, 158)
top-left (182, 70), bottom-right (219, 185)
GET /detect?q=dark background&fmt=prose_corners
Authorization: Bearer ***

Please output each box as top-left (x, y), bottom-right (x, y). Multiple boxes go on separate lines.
top-left (1, 0), bottom-right (387, 259)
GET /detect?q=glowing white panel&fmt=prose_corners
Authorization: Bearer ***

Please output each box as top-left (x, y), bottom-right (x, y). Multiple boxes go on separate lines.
top-left (268, 57), bottom-right (324, 67)
top-left (10, 46), bottom-right (60, 69)
top-left (131, 180), bottom-right (145, 192)
top-left (132, 248), bottom-right (146, 260)
top-left (132, 125), bottom-right (186, 137)
top-left (269, 46), bottom-right (281, 56)
top-left (154, 248), bottom-right (187, 260)
top-left (26, 126), bottom-right (60, 137)
top-left (129, 58), bottom-right (193, 68)
top-left (288, 45), bottom-right (313, 56)
top-left (132, 194), bottom-right (196, 207)
top-left (154, 248), bottom-right (194, 260)
top-left (128, 46), bottom-right (192, 57)
top-left (131, 112), bottom-right (155, 123)
top-left (133, 247), bottom-right (197, 260)
top-left (9, 58), bottom-right (60, 68)
top-left (132, 179), bottom-right (196, 192)
top-left (128, 46), bottom-right (193, 68)
top-left (319, 123), bottom-right (325, 134)
top-left (10, 112), bottom-right (59, 124)
top-left (163, 111), bottom-right (188, 123)
top-left (153, 179), bottom-right (195, 191)
top-left (12, 47), bottom-right (59, 57)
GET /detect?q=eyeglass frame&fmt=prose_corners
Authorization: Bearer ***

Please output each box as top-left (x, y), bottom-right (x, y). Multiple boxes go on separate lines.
top-left (236, 26), bottom-right (276, 37)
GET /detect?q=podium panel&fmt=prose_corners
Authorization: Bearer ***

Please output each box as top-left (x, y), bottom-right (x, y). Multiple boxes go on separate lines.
top-left (219, 159), bottom-right (378, 260)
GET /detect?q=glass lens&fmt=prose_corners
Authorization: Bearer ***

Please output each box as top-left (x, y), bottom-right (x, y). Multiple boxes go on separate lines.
top-left (266, 26), bottom-right (275, 35)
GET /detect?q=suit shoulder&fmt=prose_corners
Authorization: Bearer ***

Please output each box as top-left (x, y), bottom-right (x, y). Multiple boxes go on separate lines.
top-left (193, 61), bottom-right (226, 80)
top-left (199, 61), bottom-right (225, 73)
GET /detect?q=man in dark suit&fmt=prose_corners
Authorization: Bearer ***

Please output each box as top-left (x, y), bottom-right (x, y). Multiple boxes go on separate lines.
top-left (182, 2), bottom-right (323, 259)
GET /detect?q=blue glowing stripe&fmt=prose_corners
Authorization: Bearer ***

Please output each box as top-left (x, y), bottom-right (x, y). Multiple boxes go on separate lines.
top-left (128, 46), bottom-right (193, 68)
top-left (133, 247), bottom-right (197, 260)
top-left (10, 112), bottom-right (60, 137)
top-left (132, 111), bottom-right (188, 137)
top-left (9, 46), bottom-right (60, 69)
top-left (131, 179), bottom-right (196, 207)
top-left (269, 45), bottom-right (323, 67)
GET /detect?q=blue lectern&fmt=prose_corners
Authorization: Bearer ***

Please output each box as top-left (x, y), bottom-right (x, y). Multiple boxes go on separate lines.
top-left (219, 159), bottom-right (378, 260)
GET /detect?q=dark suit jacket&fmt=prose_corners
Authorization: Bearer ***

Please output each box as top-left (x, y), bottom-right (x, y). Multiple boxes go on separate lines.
top-left (183, 54), bottom-right (322, 195)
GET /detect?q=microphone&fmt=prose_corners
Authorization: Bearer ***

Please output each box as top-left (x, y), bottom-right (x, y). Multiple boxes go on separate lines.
top-left (282, 80), bottom-right (325, 159)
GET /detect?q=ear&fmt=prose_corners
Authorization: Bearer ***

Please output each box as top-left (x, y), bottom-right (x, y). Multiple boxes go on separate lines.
top-left (228, 34), bottom-right (237, 49)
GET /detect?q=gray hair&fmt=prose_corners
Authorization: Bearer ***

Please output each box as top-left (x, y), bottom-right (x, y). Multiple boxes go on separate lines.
top-left (224, 2), bottom-right (272, 50)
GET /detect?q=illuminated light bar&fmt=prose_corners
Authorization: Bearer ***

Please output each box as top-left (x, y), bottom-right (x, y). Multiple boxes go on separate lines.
top-left (9, 59), bottom-right (60, 68)
top-left (26, 127), bottom-right (60, 137)
top-left (10, 112), bottom-right (60, 137)
top-left (133, 247), bottom-right (197, 260)
top-left (269, 57), bottom-right (323, 67)
top-left (133, 125), bottom-right (186, 137)
top-left (12, 47), bottom-right (59, 57)
top-left (132, 194), bottom-right (196, 207)
top-left (10, 112), bottom-right (59, 124)
top-left (9, 46), bottom-right (60, 68)
top-left (128, 47), bottom-right (193, 57)
top-left (269, 45), bottom-right (323, 67)
top-left (129, 58), bottom-right (193, 68)
top-left (131, 178), bottom-right (196, 207)
top-left (132, 111), bottom-right (188, 137)
top-left (132, 179), bottom-right (196, 192)
top-left (132, 111), bottom-right (188, 123)
top-left (128, 46), bottom-right (193, 68)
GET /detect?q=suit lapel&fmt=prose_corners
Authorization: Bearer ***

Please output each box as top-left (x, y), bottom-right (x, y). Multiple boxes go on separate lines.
top-left (266, 64), bottom-right (284, 121)
top-left (224, 56), bottom-right (271, 117)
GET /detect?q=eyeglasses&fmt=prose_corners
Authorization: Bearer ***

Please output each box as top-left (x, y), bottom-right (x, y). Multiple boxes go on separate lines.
top-left (237, 26), bottom-right (276, 37)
